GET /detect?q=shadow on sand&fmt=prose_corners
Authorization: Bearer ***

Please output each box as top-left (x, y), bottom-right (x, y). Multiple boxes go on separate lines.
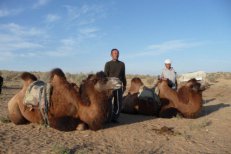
top-left (203, 98), bottom-right (216, 104)
top-left (199, 103), bottom-right (231, 117)
top-left (105, 113), bottom-right (156, 129)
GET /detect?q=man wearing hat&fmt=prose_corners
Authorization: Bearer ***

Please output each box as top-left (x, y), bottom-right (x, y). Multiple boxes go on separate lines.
top-left (161, 59), bottom-right (177, 90)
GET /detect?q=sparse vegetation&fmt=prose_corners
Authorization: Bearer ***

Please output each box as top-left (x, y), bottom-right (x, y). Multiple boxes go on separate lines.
top-left (189, 119), bottom-right (212, 131)
top-left (50, 144), bottom-right (91, 154)
top-left (0, 116), bottom-right (11, 123)
top-left (2, 70), bottom-right (230, 87)
top-left (152, 126), bottom-right (182, 136)
top-left (207, 72), bottom-right (231, 83)
top-left (51, 144), bottom-right (71, 154)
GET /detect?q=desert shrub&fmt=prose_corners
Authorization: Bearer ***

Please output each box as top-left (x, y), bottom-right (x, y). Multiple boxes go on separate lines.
top-left (51, 144), bottom-right (71, 154)
top-left (71, 73), bottom-right (88, 85)
top-left (0, 116), bottom-right (11, 123)
top-left (189, 119), bottom-right (212, 130)
top-left (145, 77), bottom-right (157, 87)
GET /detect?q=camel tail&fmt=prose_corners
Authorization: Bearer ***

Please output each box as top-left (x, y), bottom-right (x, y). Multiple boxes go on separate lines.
top-left (50, 68), bottom-right (66, 80)
top-left (21, 72), bottom-right (37, 81)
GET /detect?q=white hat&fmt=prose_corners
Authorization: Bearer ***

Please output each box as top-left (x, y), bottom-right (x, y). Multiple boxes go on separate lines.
top-left (164, 59), bottom-right (171, 64)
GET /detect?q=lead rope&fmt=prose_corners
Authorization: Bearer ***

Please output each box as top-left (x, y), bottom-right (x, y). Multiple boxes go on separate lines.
top-left (38, 83), bottom-right (50, 127)
top-left (38, 86), bottom-right (46, 125)
top-left (43, 84), bottom-right (50, 127)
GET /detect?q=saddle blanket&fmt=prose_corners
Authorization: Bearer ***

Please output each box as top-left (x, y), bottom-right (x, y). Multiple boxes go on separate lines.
top-left (138, 86), bottom-right (161, 105)
top-left (24, 80), bottom-right (52, 110)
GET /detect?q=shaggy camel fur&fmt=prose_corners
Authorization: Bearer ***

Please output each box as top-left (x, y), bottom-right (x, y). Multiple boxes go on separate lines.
top-left (8, 68), bottom-right (122, 131)
top-left (122, 77), bottom-right (204, 118)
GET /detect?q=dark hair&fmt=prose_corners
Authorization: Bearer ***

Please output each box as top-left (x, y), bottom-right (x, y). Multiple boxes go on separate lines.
top-left (111, 48), bottom-right (119, 54)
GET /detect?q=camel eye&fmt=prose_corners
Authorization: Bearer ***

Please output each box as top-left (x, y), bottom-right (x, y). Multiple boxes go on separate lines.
top-left (102, 78), bottom-right (108, 83)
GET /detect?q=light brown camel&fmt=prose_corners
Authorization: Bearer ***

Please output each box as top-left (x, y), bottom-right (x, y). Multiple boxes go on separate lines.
top-left (157, 78), bottom-right (205, 118)
top-left (122, 77), bottom-right (205, 118)
top-left (8, 68), bottom-right (122, 131)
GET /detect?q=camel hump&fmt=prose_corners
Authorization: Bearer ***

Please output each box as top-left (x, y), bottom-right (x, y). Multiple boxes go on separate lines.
top-left (50, 68), bottom-right (66, 80)
top-left (21, 72), bottom-right (37, 81)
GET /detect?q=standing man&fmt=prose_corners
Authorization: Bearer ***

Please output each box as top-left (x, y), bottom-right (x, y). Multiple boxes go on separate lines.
top-left (0, 72), bottom-right (3, 94)
top-left (161, 59), bottom-right (177, 90)
top-left (104, 48), bottom-right (126, 122)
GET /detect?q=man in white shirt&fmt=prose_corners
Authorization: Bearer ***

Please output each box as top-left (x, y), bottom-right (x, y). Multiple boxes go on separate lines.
top-left (161, 59), bottom-right (177, 90)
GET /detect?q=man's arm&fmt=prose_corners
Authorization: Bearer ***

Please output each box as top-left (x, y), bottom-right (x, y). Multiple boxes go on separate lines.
top-left (160, 68), bottom-right (165, 79)
top-left (121, 63), bottom-right (127, 91)
top-left (104, 62), bottom-right (109, 77)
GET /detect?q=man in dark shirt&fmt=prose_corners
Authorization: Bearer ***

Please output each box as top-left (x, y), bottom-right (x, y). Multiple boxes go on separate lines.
top-left (104, 48), bottom-right (126, 122)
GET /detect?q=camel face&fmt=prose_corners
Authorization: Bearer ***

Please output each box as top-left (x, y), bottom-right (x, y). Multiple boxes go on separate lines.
top-left (80, 72), bottom-right (122, 101)
top-left (185, 78), bottom-right (206, 92)
top-left (95, 77), bottom-right (122, 92)
top-left (84, 72), bottom-right (122, 93)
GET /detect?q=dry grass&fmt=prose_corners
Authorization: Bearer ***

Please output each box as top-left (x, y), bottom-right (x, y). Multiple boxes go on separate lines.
top-left (0, 116), bottom-right (11, 123)
top-left (206, 72), bottom-right (231, 83)
top-left (189, 119), bottom-right (212, 131)
top-left (1, 70), bottom-right (231, 89)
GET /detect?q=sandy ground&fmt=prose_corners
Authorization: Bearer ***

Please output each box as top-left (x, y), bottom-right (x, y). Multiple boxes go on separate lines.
top-left (0, 75), bottom-right (231, 154)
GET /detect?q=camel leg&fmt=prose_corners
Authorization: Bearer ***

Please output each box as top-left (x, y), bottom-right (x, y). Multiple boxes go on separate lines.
top-left (8, 98), bottom-right (28, 124)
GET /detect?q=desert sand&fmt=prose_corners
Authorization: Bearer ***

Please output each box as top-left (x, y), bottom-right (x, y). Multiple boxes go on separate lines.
top-left (0, 72), bottom-right (231, 154)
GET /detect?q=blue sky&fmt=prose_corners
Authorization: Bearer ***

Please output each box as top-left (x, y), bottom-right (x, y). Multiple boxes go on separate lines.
top-left (0, 0), bottom-right (230, 75)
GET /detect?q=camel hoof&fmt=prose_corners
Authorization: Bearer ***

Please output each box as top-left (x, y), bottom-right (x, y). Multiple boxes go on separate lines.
top-left (76, 123), bottom-right (87, 131)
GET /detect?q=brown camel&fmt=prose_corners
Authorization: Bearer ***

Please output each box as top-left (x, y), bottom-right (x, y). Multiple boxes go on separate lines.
top-left (122, 77), bottom-right (160, 116)
top-left (8, 68), bottom-right (122, 131)
top-left (158, 78), bottom-right (205, 118)
top-left (122, 77), bottom-right (205, 118)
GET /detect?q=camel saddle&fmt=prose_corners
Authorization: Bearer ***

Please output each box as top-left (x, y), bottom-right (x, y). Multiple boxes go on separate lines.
top-left (24, 80), bottom-right (52, 109)
top-left (138, 86), bottom-right (161, 106)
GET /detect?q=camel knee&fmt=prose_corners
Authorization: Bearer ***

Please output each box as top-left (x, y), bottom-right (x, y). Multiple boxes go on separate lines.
top-left (8, 100), bottom-right (28, 124)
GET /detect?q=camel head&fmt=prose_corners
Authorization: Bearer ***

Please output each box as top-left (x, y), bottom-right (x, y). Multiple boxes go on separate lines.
top-left (83, 71), bottom-right (122, 94)
top-left (185, 78), bottom-right (206, 92)
top-left (80, 72), bottom-right (122, 104)
top-left (21, 72), bottom-right (38, 88)
top-left (155, 78), bottom-right (171, 90)
top-left (129, 77), bottom-right (144, 94)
